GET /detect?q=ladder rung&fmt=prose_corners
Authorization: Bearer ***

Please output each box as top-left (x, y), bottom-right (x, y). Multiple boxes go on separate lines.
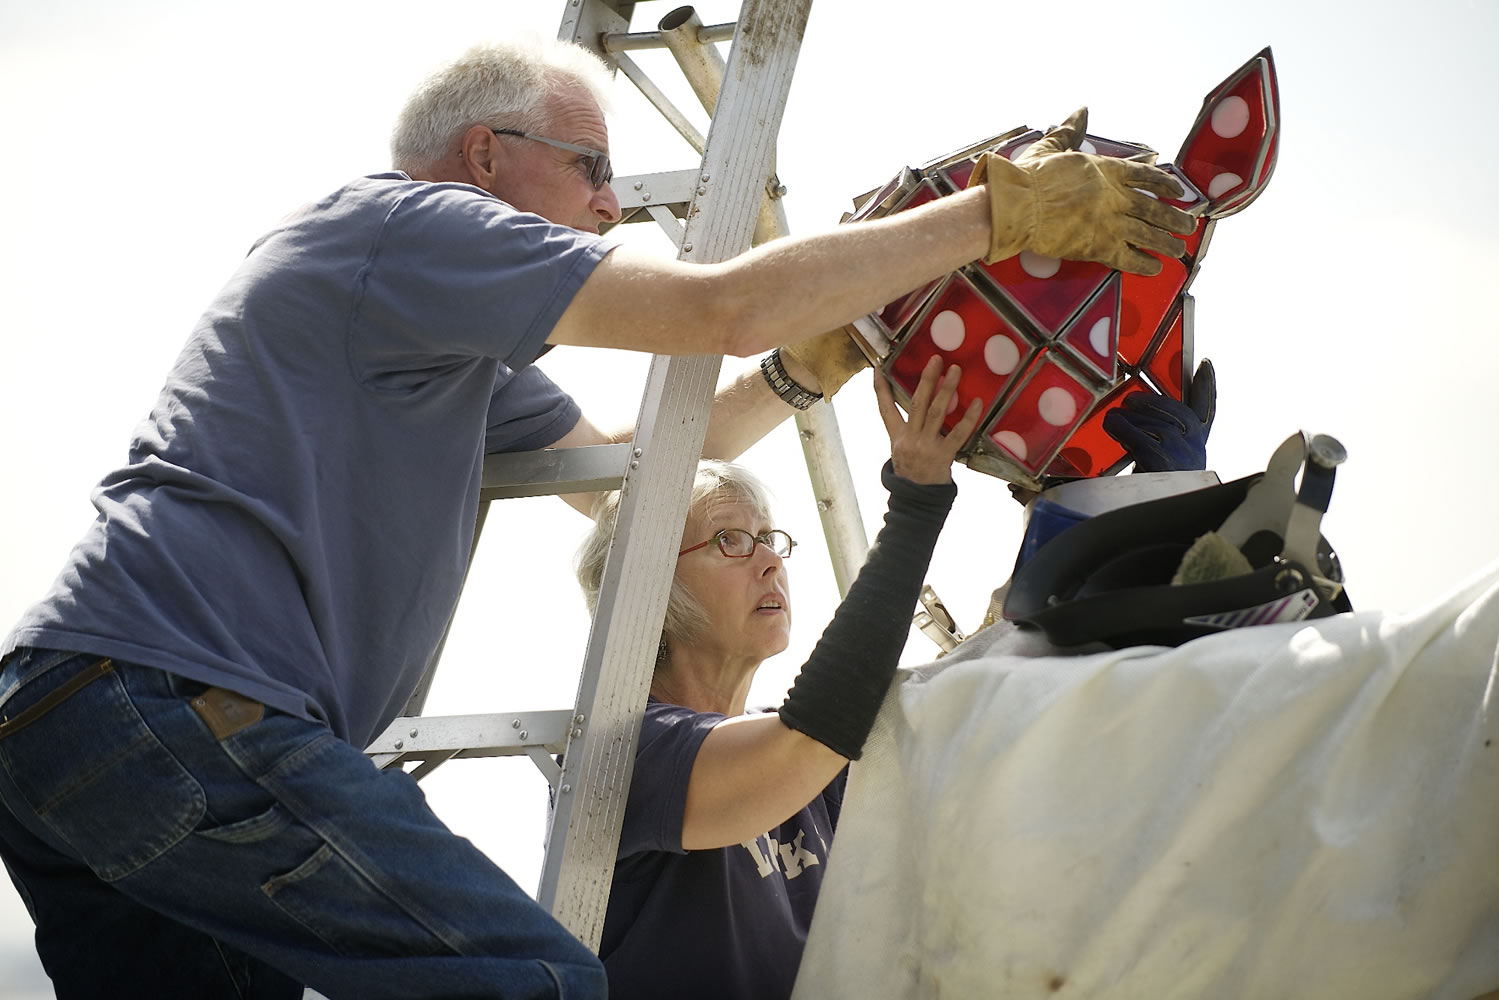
top-left (611, 168), bottom-right (700, 213)
top-left (367, 709), bottom-right (575, 769)
top-left (480, 442), bottom-right (631, 501)
top-left (602, 20), bottom-right (736, 53)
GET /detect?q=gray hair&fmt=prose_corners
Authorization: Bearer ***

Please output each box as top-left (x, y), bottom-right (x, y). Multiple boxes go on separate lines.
top-left (576, 461), bottom-right (776, 656)
top-left (390, 36), bottom-right (614, 173)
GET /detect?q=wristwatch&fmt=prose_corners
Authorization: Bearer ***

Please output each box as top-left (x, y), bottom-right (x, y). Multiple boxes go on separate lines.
top-left (760, 348), bottom-right (823, 410)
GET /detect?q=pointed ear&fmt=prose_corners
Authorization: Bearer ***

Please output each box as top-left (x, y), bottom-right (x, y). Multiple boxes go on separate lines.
top-left (458, 124), bottom-right (503, 188)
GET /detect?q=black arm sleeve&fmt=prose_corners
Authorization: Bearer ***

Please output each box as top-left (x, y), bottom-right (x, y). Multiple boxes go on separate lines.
top-left (777, 460), bottom-right (957, 759)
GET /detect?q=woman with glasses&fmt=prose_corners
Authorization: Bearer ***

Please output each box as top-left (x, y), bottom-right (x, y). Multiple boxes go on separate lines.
top-left (575, 357), bottom-right (982, 1000)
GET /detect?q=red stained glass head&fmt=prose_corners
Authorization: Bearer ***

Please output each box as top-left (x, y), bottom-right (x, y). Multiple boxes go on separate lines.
top-left (847, 49), bottom-right (1278, 487)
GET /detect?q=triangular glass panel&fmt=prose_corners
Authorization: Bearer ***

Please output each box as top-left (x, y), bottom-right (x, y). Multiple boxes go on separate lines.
top-left (970, 252), bottom-right (1111, 340)
top-left (1157, 163), bottom-right (1208, 218)
top-left (1141, 294), bottom-right (1196, 400)
top-left (1118, 254), bottom-right (1187, 368)
top-left (1056, 272), bottom-right (1122, 383)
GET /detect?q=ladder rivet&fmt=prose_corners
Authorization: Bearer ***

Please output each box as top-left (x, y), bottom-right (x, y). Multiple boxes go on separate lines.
top-left (697, 186), bottom-right (707, 195)
top-left (641, 192), bottom-right (652, 201)
top-left (633, 181), bottom-right (643, 190)
top-left (800, 429), bottom-right (814, 441)
top-left (511, 719), bottom-right (521, 728)
top-left (393, 740), bottom-right (404, 750)
top-left (682, 243), bottom-right (693, 252)
top-left (632, 448), bottom-right (642, 458)
top-left (572, 728), bottom-right (583, 737)
top-left (816, 500), bottom-right (830, 511)
top-left (409, 729), bottom-right (418, 738)
top-left (518, 731), bottom-right (527, 740)
top-left (701, 173), bottom-right (710, 182)
top-left (575, 714), bottom-right (586, 723)
top-left (561, 784), bottom-right (572, 794)
top-left (630, 460), bottom-right (639, 469)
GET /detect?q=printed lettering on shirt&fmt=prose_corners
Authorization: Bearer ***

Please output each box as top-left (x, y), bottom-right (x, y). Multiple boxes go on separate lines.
top-left (740, 828), bottom-right (823, 880)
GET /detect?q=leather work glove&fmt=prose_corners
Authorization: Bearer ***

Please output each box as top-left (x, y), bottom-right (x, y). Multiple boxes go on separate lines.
top-left (970, 108), bottom-right (1195, 275)
top-left (782, 324), bottom-right (872, 398)
top-left (1102, 359), bottom-right (1217, 472)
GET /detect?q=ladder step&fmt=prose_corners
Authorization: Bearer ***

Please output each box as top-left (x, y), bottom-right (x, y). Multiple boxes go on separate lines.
top-left (601, 20), bottom-right (736, 53)
top-left (611, 168), bottom-right (700, 214)
top-left (480, 442), bottom-right (631, 501)
top-left (367, 709), bottom-right (575, 771)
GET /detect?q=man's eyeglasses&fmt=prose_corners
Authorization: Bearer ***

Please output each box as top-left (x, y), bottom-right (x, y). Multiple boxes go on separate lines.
top-left (679, 528), bottom-right (796, 560)
top-left (491, 128), bottom-right (614, 189)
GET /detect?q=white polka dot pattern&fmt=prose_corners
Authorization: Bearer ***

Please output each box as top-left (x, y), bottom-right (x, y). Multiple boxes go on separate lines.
top-left (1088, 317), bottom-right (1111, 357)
top-left (1019, 251), bottom-right (1061, 279)
top-left (929, 310), bottom-right (965, 351)
top-left (1208, 172), bottom-right (1243, 198)
top-left (993, 430), bottom-right (1027, 460)
top-left (1038, 387), bottom-right (1077, 426)
top-left (1211, 96), bottom-right (1250, 138)
top-left (984, 335), bottom-right (1020, 375)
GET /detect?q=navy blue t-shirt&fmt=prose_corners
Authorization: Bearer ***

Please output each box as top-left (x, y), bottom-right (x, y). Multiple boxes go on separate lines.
top-left (5, 172), bottom-right (614, 748)
top-left (601, 700), bottom-right (846, 1000)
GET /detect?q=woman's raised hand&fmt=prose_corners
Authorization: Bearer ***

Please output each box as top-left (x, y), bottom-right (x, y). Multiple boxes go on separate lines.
top-left (873, 356), bottom-right (983, 485)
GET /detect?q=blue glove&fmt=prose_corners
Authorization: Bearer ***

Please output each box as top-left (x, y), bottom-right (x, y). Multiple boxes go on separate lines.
top-left (1103, 359), bottom-right (1216, 472)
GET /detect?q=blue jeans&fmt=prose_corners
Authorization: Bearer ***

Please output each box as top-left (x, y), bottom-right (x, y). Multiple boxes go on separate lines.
top-left (0, 647), bottom-right (606, 999)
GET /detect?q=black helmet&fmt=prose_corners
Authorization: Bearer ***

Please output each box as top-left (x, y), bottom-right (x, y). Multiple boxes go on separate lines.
top-left (1003, 432), bottom-right (1352, 648)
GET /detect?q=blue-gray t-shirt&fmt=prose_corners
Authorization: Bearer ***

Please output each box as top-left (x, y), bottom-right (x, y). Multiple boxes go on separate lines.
top-left (600, 700), bottom-right (845, 1000)
top-left (4, 172), bottom-right (615, 748)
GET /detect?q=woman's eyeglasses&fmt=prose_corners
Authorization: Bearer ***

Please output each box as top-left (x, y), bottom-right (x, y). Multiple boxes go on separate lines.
top-left (678, 529), bottom-right (795, 559)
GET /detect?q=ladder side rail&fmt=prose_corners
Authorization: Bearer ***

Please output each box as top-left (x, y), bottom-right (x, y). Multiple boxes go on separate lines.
top-left (368, 709), bottom-right (575, 770)
top-left (794, 404), bottom-right (868, 596)
top-left (478, 441), bottom-right (632, 501)
top-left (654, 8), bottom-right (788, 251)
top-left (747, 148), bottom-right (868, 597)
top-left (655, 5), bottom-right (871, 595)
top-left (538, 0), bottom-right (815, 949)
top-left (536, 354), bottom-right (720, 941)
top-left (747, 163), bottom-right (868, 596)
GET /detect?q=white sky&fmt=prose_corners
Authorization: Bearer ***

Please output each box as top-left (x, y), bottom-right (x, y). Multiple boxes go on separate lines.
top-left (3, 0), bottom-right (1497, 992)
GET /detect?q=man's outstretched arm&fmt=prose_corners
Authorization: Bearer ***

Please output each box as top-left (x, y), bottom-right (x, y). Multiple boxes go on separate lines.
top-left (548, 347), bottom-right (844, 517)
top-left (546, 108), bottom-right (1191, 360)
